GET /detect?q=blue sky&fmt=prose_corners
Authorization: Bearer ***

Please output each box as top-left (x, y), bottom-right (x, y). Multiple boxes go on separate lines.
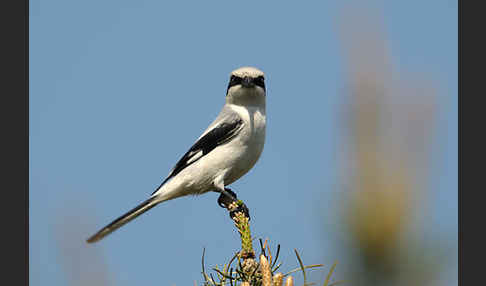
top-left (30, 1), bottom-right (457, 285)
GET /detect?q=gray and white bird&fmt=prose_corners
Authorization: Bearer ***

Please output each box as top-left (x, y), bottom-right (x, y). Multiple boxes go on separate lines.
top-left (87, 66), bottom-right (266, 243)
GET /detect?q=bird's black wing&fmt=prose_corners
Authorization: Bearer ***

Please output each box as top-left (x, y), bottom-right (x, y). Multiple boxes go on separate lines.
top-left (152, 116), bottom-right (243, 195)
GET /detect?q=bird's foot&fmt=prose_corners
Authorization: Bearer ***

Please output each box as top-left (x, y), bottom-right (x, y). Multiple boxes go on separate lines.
top-left (217, 188), bottom-right (238, 208)
top-left (229, 201), bottom-right (250, 221)
top-left (217, 188), bottom-right (250, 220)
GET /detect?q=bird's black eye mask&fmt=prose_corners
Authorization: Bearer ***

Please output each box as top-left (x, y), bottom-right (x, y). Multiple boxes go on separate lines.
top-left (226, 75), bottom-right (242, 94)
top-left (226, 75), bottom-right (266, 95)
top-left (254, 76), bottom-right (266, 91)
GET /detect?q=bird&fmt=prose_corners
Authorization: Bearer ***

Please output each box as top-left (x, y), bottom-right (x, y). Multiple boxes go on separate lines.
top-left (86, 66), bottom-right (266, 243)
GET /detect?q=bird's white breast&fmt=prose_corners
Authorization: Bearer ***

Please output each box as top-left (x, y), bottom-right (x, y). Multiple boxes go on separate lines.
top-left (222, 103), bottom-right (266, 185)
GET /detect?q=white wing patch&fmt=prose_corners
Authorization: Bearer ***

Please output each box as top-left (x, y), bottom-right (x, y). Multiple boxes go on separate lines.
top-left (185, 150), bottom-right (203, 165)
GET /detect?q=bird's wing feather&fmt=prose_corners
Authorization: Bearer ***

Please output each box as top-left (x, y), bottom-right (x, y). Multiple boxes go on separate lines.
top-left (152, 109), bottom-right (243, 195)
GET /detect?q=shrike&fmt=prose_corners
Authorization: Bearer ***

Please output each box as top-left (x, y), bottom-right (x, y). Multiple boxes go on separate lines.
top-left (87, 66), bottom-right (266, 243)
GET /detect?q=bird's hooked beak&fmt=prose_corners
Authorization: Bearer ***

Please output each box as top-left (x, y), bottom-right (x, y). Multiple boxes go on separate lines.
top-left (241, 76), bottom-right (254, 88)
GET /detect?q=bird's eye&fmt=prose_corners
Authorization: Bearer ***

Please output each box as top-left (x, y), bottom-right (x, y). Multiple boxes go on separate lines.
top-left (254, 76), bottom-right (265, 91)
top-left (229, 75), bottom-right (241, 84)
top-left (226, 76), bottom-right (243, 95)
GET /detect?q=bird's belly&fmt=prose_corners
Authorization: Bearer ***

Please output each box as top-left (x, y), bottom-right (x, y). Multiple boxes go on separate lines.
top-left (173, 146), bottom-right (255, 195)
top-left (223, 138), bottom-right (264, 185)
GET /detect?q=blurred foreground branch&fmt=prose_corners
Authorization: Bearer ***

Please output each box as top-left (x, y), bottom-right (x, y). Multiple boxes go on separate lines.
top-left (325, 4), bottom-right (452, 286)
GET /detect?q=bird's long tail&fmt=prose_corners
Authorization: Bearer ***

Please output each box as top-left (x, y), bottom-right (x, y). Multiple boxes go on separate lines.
top-left (86, 196), bottom-right (160, 243)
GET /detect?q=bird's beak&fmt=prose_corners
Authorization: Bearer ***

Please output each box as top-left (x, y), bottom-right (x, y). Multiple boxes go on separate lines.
top-left (241, 76), bottom-right (254, 88)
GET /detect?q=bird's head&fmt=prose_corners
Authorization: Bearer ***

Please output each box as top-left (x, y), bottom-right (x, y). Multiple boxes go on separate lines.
top-left (226, 66), bottom-right (266, 105)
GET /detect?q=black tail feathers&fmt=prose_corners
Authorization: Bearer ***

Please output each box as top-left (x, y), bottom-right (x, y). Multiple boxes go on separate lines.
top-left (86, 196), bottom-right (158, 243)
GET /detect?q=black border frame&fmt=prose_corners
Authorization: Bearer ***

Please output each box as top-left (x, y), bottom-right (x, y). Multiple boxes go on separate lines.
top-left (459, 1), bottom-right (482, 285)
top-left (2, 0), bottom-right (28, 285)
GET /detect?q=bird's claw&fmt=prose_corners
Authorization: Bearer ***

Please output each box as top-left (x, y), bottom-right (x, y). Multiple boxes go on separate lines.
top-left (230, 202), bottom-right (250, 221)
top-left (217, 188), bottom-right (250, 220)
top-left (217, 188), bottom-right (237, 208)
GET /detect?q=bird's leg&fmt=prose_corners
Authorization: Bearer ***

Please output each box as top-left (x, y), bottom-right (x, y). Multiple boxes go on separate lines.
top-left (216, 188), bottom-right (250, 220)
